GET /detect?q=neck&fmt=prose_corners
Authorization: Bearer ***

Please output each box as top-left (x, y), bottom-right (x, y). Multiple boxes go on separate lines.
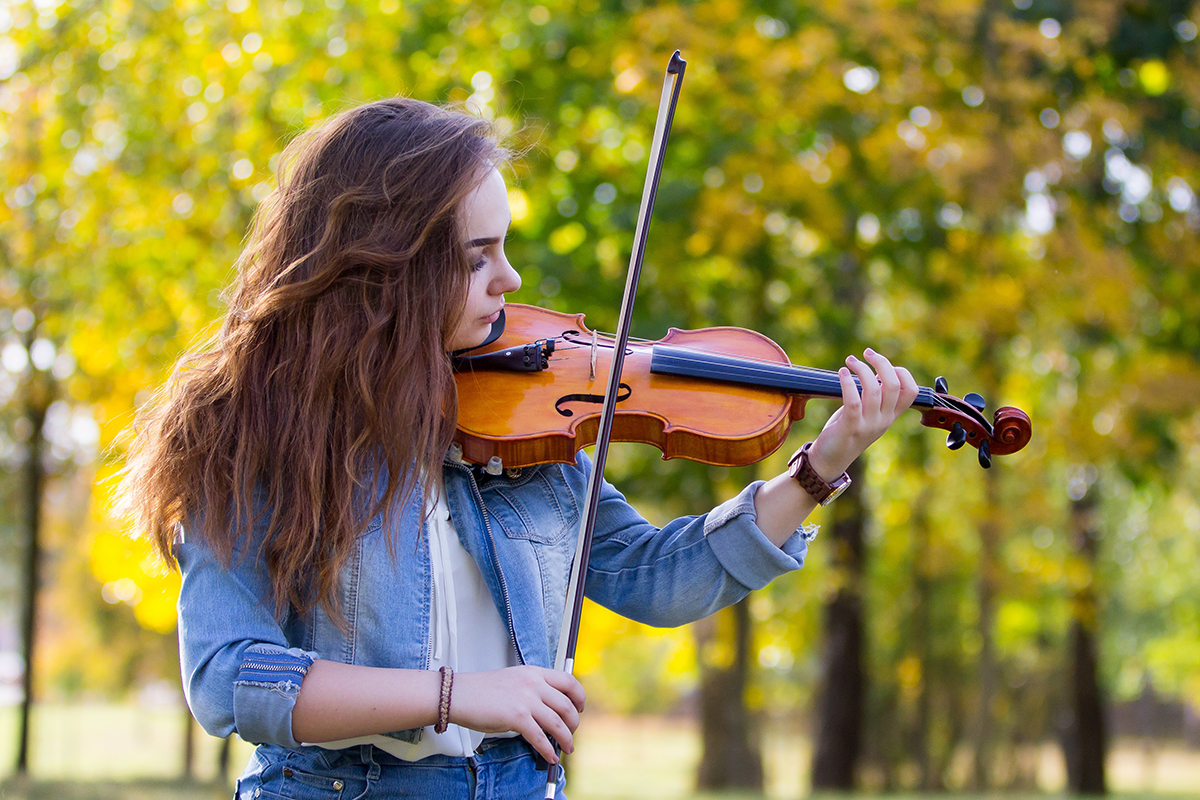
top-left (648, 346), bottom-right (940, 408)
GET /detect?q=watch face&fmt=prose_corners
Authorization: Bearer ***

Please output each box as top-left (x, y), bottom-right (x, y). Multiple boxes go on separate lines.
top-left (820, 480), bottom-right (850, 506)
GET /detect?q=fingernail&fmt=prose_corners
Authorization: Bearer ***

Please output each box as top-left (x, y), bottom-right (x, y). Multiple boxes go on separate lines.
top-left (865, 347), bottom-right (876, 356)
top-left (846, 355), bottom-right (857, 364)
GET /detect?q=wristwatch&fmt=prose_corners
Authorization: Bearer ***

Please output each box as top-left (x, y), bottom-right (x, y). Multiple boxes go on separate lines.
top-left (787, 442), bottom-right (852, 506)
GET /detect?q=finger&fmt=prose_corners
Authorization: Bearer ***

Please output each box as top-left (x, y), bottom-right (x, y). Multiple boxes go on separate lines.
top-left (544, 670), bottom-right (587, 713)
top-left (532, 704), bottom-right (575, 754)
top-left (836, 366), bottom-right (860, 415)
top-left (895, 367), bottom-right (920, 415)
top-left (862, 348), bottom-right (900, 415)
top-left (541, 685), bottom-right (582, 732)
top-left (846, 355), bottom-right (879, 414)
top-left (518, 716), bottom-right (559, 764)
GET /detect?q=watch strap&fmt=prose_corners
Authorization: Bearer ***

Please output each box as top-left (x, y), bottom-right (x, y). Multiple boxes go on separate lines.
top-left (788, 442), bottom-right (851, 505)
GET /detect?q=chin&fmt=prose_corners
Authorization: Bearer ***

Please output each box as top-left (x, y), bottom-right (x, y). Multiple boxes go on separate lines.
top-left (451, 324), bottom-right (491, 352)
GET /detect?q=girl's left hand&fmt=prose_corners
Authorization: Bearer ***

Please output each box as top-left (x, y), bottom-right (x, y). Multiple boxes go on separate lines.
top-left (805, 348), bottom-right (919, 480)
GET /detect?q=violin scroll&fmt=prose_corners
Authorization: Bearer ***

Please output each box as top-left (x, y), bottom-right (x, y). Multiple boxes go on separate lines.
top-left (991, 406), bottom-right (1034, 454)
top-left (919, 400), bottom-right (1032, 469)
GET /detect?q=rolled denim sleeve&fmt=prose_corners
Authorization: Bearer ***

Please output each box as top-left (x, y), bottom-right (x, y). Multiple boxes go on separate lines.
top-left (175, 530), bottom-right (319, 748)
top-left (576, 452), bottom-right (809, 627)
top-left (702, 481), bottom-right (811, 589)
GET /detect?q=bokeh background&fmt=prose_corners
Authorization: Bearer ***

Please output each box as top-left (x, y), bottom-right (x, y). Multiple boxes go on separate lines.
top-left (1, 0), bottom-right (1199, 797)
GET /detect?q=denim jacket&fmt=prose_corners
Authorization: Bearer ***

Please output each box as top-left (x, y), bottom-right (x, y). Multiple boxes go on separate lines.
top-left (176, 451), bottom-right (810, 749)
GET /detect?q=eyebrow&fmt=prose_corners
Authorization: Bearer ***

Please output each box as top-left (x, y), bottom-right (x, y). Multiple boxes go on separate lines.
top-left (465, 218), bottom-right (513, 249)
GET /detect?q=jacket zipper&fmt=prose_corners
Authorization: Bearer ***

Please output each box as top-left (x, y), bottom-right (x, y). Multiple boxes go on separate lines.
top-left (451, 463), bottom-right (525, 666)
top-left (416, 510), bottom-right (433, 745)
top-left (424, 508), bottom-right (435, 672)
top-left (240, 660), bottom-right (308, 674)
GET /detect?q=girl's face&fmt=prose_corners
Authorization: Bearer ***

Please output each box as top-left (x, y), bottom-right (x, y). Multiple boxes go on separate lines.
top-left (449, 168), bottom-right (522, 352)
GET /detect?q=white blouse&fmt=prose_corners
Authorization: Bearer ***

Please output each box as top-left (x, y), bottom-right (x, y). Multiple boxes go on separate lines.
top-left (310, 485), bottom-right (519, 759)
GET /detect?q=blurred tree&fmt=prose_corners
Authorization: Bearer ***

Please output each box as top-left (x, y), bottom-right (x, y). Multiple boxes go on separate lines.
top-left (1, 0), bottom-right (1199, 793)
top-left (1066, 485), bottom-right (1106, 793)
top-left (1, 72), bottom-right (93, 775)
top-left (695, 598), bottom-right (764, 790)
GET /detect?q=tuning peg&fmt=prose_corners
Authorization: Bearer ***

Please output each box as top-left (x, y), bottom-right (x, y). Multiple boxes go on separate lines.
top-left (935, 376), bottom-right (949, 394)
top-left (946, 422), bottom-right (967, 450)
top-left (978, 439), bottom-right (992, 469)
top-left (964, 392), bottom-right (986, 412)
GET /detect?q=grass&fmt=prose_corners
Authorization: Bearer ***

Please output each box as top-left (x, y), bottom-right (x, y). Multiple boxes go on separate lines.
top-left (0, 704), bottom-right (1197, 799)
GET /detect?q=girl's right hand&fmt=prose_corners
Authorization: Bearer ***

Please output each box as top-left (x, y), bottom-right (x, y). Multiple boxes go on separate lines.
top-left (449, 666), bottom-right (586, 764)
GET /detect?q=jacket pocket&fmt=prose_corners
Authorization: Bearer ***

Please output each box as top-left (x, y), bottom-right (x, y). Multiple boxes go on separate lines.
top-left (483, 465), bottom-right (579, 545)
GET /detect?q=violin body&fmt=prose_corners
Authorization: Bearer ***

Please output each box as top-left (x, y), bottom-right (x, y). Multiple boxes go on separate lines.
top-left (455, 305), bottom-right (809, 468)
top-left (453, 304), bottom-right (1032, 470)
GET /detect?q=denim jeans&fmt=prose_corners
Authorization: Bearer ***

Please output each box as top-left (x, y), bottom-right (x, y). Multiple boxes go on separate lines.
top-left (235, 738), bottom-right (567, 800)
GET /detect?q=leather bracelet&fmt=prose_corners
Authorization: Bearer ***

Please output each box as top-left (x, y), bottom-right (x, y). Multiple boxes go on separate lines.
top-left (434, 665), bottom-right (454, 734)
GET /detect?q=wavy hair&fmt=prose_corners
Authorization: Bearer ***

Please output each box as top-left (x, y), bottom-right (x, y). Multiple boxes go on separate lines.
top-left (120, 98), bottom-right (506, 625)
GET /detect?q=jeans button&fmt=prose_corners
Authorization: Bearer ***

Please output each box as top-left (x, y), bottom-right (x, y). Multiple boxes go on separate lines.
top-left (332, 780), bottom-right (344, 791)
top-left (253, 790), bottom-right (261, 798)
top-left (282, 768), bottom-right (293, 778)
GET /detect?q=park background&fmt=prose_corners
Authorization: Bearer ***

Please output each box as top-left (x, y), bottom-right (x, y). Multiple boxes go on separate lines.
top-left (1, 0), bottom-right (1199, 796)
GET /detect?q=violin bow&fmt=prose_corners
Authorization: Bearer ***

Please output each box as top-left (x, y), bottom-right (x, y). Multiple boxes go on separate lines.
top-left (542, 50), bottom-right (686, 798)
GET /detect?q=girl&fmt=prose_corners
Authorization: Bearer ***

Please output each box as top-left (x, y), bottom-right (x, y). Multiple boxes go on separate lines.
top-left (121, 98), bottom-right (918, 799)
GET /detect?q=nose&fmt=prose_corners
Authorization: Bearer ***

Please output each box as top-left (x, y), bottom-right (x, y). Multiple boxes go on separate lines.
top-left (492, 253), bottom-right (521, 295)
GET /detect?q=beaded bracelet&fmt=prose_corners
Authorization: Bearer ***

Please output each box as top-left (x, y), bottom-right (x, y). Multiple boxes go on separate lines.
top-left (434, 665), bottom-right (454, 734)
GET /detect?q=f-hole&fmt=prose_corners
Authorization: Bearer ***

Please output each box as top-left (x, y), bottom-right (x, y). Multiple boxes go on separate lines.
top-left (555, 383), bottom-right (633, 417)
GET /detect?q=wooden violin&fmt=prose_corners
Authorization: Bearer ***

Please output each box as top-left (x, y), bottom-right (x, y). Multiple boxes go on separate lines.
top-left (453, 304), bottom-right (1032, 471)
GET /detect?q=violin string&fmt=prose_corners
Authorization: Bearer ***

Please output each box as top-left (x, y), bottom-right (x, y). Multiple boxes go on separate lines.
top-left (608, 332), bottom-right (887, 380)
top-left (633, 336), bottom-right (956, 411)
top-left (548, 330), bottom-right (956, 412)
top-left (602, 334), bottom-right (958, 411)
top-left (653, 350), bottom-right (903, 402)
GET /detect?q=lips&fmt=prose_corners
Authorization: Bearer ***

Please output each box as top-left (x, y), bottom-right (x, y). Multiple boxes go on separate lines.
top-left (481, 309), bottom-right (502, 324)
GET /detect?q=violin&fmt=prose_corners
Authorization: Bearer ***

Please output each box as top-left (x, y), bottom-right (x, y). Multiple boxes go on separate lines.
top-left (453, 304), bottom-right (1032, 471)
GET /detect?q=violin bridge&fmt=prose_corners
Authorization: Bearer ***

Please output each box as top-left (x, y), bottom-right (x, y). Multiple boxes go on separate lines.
top-left (589, 329), bottom-right (598, 382)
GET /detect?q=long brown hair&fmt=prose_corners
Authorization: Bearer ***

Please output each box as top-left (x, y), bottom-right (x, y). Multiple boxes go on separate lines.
top-left (120, 98), bottom-right (506, 624)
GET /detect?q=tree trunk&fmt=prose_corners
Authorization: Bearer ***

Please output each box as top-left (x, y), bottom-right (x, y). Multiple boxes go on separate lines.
top-left (972, 468), bottom-right (1000, 790)
top-left (15, 398), bottom-right (48, 776)
top-left (810, 461), bottom-right (866, 790)
top-left (219, 734), bottom-right (233, 786)
top-left (911, 483), bottom-right (935, 790)
top-left (1065, 488), bottom-right (1107, 794)
top-left (182, 702), bottom-right (195, 781)
top-left (696, 596), bottom-right (763, 790)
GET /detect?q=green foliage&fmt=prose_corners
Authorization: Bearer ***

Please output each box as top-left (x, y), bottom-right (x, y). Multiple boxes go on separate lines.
top-left (1, 1), bottom-right (1199, 789)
